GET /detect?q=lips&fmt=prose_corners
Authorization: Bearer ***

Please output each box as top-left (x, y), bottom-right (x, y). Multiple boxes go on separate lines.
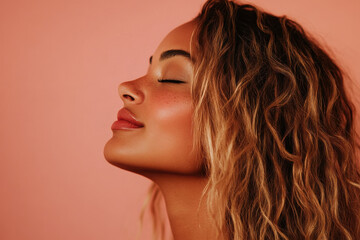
top-left (111, 108), bottom-right (144, 130)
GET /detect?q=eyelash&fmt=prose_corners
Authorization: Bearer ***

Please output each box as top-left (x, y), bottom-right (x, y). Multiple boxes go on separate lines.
top-left (158, 79), bottom-right (185, 84)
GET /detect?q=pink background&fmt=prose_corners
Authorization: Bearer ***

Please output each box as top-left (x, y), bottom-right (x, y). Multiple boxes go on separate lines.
top-left (0, 0), bottom-right (359, 239)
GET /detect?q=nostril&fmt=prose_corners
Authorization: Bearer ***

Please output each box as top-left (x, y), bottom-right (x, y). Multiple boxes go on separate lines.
top-left (123, 94), bottom-right (135, 101)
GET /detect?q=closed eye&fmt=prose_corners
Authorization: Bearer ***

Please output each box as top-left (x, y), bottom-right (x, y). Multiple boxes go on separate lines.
top-left (158, 79), bottom-right (186, 84)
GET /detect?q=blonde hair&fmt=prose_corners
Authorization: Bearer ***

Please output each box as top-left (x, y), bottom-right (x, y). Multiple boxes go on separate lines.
top-left (140, 0), bottom-right (360, 239)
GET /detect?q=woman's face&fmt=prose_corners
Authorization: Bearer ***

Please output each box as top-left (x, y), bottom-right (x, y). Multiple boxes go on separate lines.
top-left (103, 21), bottom-right (202, 175)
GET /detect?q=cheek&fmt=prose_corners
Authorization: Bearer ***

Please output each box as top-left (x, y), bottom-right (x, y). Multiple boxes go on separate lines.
top-left (151, 91), bottom-right (192, 130)
top-left (145, 90), bottom-right (199, 173)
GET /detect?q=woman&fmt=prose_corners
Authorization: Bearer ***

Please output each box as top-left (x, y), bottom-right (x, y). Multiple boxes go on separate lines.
top-left (104, 0), bottom-right (360, 239)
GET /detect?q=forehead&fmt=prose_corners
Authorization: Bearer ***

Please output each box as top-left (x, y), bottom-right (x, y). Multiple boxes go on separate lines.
top-left (152, 21), bottom-right (196, 61)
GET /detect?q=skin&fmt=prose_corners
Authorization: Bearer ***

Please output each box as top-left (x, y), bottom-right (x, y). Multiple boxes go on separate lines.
top-left (104, 20), bottom-right (199, 175)
top-left (103, 21), bottom-right (221, 240)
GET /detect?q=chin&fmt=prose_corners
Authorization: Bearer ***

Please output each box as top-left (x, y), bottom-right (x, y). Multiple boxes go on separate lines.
top-left (103, 138), bottom-right (151, 174)
top-left (103, 138), bottom-right (130, 167)
top-left (103, 138), bottom-right (115, 163)
top-left (103, 138), bottom-right (204, 177)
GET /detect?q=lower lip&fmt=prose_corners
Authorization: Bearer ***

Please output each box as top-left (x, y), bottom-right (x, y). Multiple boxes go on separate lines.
top-left (111, 120), bottom-right (144, 130)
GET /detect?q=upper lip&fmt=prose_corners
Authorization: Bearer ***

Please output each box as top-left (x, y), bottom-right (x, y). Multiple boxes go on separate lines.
top-left (117, 108), bottom-right (144, 127)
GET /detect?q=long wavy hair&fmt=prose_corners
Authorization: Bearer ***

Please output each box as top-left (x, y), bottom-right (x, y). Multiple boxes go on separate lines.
top-left (138, 0), bottom-right (360, 239)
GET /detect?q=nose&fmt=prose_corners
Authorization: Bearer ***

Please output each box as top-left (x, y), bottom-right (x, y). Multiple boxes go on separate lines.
top-left (118, 79), bottom-right (144, 105)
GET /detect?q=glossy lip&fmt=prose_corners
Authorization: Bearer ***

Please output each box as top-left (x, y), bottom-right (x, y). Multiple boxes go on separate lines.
top-left (111, 108), bottom-right (144, 130)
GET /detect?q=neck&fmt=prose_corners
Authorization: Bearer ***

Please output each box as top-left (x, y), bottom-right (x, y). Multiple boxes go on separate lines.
top-left (144, 173), bottom-right (220, 240)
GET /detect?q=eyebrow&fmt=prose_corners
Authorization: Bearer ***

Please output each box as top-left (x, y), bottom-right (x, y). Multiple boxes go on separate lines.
top-left (149, 49), bottom-right (193, 64)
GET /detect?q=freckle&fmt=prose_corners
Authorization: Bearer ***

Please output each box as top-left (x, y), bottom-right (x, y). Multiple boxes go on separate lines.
top-left (165, 96), bottom-right (178, 105)
top-left (172, 95), bottom-right (188, 104)
top-left (158, 92), bottom-right (190, 105)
